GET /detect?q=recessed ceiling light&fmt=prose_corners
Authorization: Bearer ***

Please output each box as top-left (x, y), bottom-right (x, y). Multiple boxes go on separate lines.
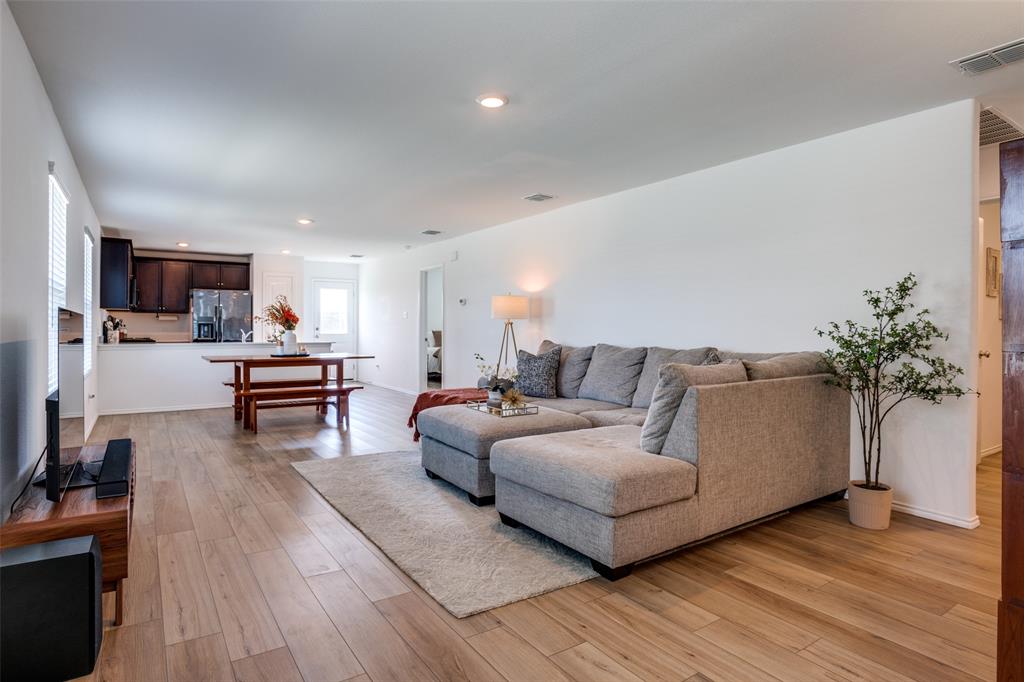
top-left (421, 229), bottom-right (442, 236)
top-left (476, 93), bottom-right (508, 109)
top-left (296, 218), bottom-right (314, 225)
top-left (176, 241), bottom-right (189, 248)
top-left (281, 249), bottom-right (291, 255)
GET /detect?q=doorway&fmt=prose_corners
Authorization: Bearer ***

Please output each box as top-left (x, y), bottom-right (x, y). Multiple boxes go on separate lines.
top-left (977, 201), bottom-right (1003, 462)
top-left (420, 266), bottom-right (444, 390)
top-left (311, 278), bottom-right (357, 379)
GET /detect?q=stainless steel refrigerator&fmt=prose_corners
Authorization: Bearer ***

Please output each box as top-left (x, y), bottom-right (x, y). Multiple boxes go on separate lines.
top-left (192, 290), bottom-right (252, 342)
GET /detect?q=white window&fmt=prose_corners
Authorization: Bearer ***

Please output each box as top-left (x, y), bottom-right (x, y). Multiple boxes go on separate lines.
top-left (318, 286), bottom-right (349, 335)
top-left (83, 230), bottom-right (94, 375)
top-left (48, 172), bottom-right (68, 395)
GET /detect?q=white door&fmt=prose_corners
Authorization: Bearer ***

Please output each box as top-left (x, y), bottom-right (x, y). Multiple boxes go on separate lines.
top-left (261, 273), bottom-right (295, 342)
top-left (312, 278), bottom-right (357, 378)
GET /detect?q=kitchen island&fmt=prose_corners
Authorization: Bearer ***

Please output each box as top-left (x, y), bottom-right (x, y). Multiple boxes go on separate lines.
top-left (97, 341), bottom-right (333, 415)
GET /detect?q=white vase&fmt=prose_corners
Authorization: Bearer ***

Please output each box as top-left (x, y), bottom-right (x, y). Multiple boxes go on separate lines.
top-left (281, 330), bottom-right (298, 355)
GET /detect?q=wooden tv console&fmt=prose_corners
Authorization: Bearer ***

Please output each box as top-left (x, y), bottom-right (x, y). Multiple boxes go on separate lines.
top-left (1, 443), bottom-right (135, 626)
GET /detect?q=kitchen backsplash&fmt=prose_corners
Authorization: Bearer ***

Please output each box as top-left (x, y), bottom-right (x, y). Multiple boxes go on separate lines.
top-left (106, 310), bottom-right (192, 342)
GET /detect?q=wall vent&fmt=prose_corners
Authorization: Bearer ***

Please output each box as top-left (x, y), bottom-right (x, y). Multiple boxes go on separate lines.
top-left (421, 229), bottom-right (442, 236)
top-left (980, 108), bottom-right (1024, 146)
top-left (952, 37), bottom-right (1024, 75)
top-left (523, 193), bottom-right (554, 202)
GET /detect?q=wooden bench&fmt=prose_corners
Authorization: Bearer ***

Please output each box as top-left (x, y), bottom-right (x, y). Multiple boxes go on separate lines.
top-left (223, 378), bottom-right (325, 421)
top-left (241, 385), bottom-right (363, 433)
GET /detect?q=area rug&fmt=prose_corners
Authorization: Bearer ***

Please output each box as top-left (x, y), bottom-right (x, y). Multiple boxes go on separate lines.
top-left (291, 452), bottom-right (596, 617)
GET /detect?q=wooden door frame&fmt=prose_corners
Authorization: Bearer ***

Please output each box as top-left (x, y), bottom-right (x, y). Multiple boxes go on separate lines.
top-left (998, 138), bottom-right (1023, 679)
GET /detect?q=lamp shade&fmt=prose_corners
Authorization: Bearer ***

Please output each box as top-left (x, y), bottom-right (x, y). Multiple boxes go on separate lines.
top-left (491, 295), bottom-right (529, 320)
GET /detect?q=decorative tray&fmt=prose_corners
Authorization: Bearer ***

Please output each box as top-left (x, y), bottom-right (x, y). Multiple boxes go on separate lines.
top-left (270, 351), bottom-right (310, 357)
top-left (465, 401), bottom-right (538, 418)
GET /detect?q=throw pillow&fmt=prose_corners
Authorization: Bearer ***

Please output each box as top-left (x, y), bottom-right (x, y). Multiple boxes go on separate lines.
top-left (577, 344), bottom-right (648, 405)
top-left (640, 360), bottom-right (747, 454)
top-left (515, 346), bottom-right (561, 398)
top-left (631, 346), bottom-right (718, 408)
top-left (539, 339), bottom-right (595, 398)
top-left (743, 351), bottom-right (826, 381)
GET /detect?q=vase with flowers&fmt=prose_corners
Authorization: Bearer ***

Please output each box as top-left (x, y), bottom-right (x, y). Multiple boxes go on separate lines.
top-left (256, 295), bottom-right (300, 355)
top-left (474, 353), bottom-right (518, 407)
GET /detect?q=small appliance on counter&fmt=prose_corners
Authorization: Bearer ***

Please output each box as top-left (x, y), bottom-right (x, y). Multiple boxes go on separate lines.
top-left (192, 289), bottom-right (252, 342)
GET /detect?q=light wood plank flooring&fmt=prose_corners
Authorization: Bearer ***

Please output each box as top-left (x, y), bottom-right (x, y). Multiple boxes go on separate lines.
top-left (76, 384), bottom-right (1000, 681)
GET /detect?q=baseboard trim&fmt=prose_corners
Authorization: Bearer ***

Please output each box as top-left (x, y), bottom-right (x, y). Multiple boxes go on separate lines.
top-left (360, 380), bottom-right (419, 396)
top-left (891, 500), bottom-right (981, 529)
top-left (979, 445), bottom-right (1002, 458)
top-left (99, 402), bottom-right (231, 416)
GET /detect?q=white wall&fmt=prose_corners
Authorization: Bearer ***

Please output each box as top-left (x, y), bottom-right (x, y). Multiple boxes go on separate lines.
top-left (424, 266), bottom-right (444, 336)
top-left (359, 99), bottom-right (980, 527)
top-left (980, 144), bottom-right (1001, 202)
top-left (1, 1), bottom-right (101, 517)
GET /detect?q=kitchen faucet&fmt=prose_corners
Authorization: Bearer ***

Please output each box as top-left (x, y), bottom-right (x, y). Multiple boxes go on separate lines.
top-left (241, 330), bottom-right (254, 343)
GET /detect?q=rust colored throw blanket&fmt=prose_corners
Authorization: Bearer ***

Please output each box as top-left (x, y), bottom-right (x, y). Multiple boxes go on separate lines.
top-left (408, 388), bottom-right (487, 441)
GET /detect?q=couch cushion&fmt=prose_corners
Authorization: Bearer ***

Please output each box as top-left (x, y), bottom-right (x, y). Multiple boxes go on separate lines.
top-left (743, 351), bottom-right (826, 381)
top-left (641, 361), bottom-right (747, 454)
top-left (490, 426), bottom-right (697, 516)
top-left (416, 405), bottom-right (590, 459)
top-left (715, 350), bottom-right (791, 362)
top-left (539, 340), bottom-right (594, 398)
top-left (515, 346), bottom-right (561, 398)
top-left (527, 397), bottom-right (622, 415)
top-left (580, 407), bottom-right (648, 427)
top-left (632, 346), bottom-right (717, 408)
top-left (577, 344), bottom-right (647, 406)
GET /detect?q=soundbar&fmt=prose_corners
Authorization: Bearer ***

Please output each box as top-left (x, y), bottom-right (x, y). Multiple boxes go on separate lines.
top-left (95, 438), bottom-right (132, 499)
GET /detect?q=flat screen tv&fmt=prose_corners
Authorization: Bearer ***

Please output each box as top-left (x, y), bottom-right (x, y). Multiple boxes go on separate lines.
top-left (44, 389), bottom-right (64, 501)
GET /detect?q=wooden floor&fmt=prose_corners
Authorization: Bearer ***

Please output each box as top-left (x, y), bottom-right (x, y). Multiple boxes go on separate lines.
top-left (75, 384), bottom-right (1000, 682)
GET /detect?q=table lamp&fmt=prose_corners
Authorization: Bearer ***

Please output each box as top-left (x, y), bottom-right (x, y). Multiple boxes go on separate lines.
top-left (491, 294), bottom-right (529, 374)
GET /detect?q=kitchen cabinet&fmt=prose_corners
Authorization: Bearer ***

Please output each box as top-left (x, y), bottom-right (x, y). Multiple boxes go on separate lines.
top-left (191, 262), bottom-right (249, 290)
top-left (135, 258), bottom-right (191, 313)
top-left (99, 237), bottom-right (136, 310)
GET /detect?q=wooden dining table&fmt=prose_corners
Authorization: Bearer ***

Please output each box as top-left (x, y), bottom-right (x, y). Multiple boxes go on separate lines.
top-left (203, 351), bottom-right (374, 428)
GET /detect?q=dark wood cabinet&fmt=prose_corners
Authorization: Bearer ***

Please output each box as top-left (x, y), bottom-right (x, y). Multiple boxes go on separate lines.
top-left (161, 260), bottom-right (191, 312)
top-left (219, 264), bottom-right (250, 290)
top-left (99, 237), bottom-right (136, 310)
top-left (135, 259), bottom-right (161, 313)
top-left (191, 262), bottom-right (249, 290)
top-left (191, 262), bottom-right (221, 289)
top-left (135, 258), bottom-right (191, 313)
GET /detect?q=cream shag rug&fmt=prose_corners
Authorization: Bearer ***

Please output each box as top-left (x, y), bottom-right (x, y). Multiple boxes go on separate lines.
top-left (291, 452), bottom-right (596, 618)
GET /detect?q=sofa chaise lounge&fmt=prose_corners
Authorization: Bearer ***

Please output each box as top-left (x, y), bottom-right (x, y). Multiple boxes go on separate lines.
top-left (417, 342), bottom-right (850, 578)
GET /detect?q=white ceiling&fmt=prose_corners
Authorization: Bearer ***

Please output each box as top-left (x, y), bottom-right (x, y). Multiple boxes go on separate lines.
top-left (10, 1), bottom-right (1024, 261)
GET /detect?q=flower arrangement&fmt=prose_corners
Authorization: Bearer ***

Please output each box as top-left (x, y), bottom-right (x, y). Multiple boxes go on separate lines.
top-left (474, 352), bottom-right (518, 392)
top-left (255, 295), bottom-right (299, 342)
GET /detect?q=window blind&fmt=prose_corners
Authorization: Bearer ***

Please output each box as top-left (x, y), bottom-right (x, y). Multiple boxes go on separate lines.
top-left (48, 173), bottom-right (68, 395)
top-left (84, 230), bottom-right (94, 375)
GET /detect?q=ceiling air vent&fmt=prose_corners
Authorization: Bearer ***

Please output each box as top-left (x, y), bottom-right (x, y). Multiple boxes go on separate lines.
top-left (349, 254), bottom-right (364, 258)
top-left (980, 108), bottom-right (1024, 146)
top-left (523, 193), bottom-right (554, 202)
top-left (952, 37), bottom-right (1024, 75)
top-left (421, 229), bottom-right (442, 236)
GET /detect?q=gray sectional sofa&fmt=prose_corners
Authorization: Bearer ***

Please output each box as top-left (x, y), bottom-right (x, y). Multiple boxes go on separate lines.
top-left (417, 341), bottom-right (850, 579)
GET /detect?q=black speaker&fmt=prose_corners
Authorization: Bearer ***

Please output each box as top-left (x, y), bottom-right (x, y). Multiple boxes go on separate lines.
top-left (1, 535), bottom-right (103, 681)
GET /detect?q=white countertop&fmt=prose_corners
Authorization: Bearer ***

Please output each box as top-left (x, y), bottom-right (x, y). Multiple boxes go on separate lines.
top-left (99, 341), bottom-right (328, 351)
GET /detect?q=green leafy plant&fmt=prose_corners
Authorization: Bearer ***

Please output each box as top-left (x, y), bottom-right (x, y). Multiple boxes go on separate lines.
top-left (816, 273), bottom-right (970, 490)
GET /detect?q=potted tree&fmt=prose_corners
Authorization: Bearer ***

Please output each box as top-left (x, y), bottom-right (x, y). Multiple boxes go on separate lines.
top-left (817, 273), bottom-right (969, 530)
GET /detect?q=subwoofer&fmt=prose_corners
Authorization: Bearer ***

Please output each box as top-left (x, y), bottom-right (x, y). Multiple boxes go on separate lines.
top-left (1, 535), bottom-right (103, 681)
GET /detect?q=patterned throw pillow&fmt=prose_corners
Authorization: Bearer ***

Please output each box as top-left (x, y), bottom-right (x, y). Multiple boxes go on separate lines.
top-left (515, 346), bottom-right (561, 398)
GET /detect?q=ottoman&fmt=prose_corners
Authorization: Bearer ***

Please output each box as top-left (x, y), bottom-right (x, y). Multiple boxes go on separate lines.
top-left (417, 405), bottom-right (591, 505)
